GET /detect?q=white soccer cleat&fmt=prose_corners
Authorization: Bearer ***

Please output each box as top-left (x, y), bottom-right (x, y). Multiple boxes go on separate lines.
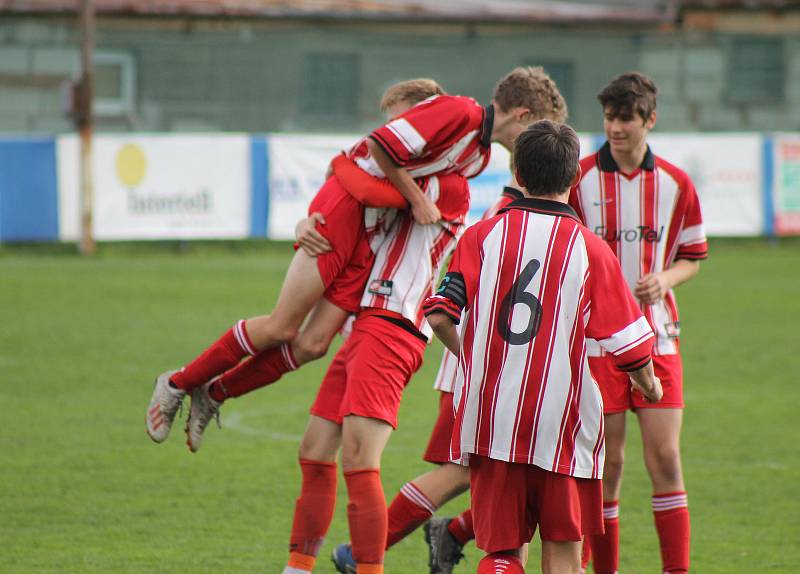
top-left (146, 369), bottom-right (185, 443)
top-left (185, 382), bottom-right (221, 453)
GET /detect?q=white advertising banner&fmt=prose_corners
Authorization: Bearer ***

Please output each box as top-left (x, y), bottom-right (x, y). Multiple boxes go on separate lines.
top-left (647, 134), bottom-right (763, 236)
top-left (267, 134), bottom-right (361, 240)
top-left (266, 135), bottom-right (596, 239)
top-left (57, 134), bottom-right (250, 241)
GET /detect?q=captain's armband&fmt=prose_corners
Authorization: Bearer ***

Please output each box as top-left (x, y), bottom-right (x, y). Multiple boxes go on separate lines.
top-left (436, 272), bottom-right (467, 309)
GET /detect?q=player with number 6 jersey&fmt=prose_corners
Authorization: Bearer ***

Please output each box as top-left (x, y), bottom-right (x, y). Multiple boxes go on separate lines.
top-left (423, 120), bottom-right (662, 574)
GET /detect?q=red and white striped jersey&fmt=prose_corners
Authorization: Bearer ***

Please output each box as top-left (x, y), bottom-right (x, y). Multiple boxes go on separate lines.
top-left (433, 186), bottom-right (524, 393)
top-left (348, 95), bottom-right (493, 179)
top-left (569, 143), bottom-right (708, 356)
top-left (361, 174), bottom-right (470, 338)
top-left (423, 197), bottom-right (654, 478)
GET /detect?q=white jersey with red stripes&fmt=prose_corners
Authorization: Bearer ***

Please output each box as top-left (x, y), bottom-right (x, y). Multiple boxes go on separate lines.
top-left (569, 143), bottom-right (708, 356)
top-left (348, 95), bottom-right (493, 179)
top-left (433, 186), bottom-right (524, 393)
top-left (360, 174), bottom-right (470, 339)
top-left (423, 197), bottom-right (654, 479)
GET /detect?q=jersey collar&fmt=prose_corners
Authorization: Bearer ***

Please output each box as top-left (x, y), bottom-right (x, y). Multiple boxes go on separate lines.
top-left (500, 197), bottom-right (581, 223)
top-left (598, 141), bottom-right (656, 172)
top-left (479, 104), bottom-right (494, 149)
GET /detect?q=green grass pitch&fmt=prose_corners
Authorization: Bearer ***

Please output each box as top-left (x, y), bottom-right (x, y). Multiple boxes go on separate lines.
top-left (1, 238), bottom-right (799, 573)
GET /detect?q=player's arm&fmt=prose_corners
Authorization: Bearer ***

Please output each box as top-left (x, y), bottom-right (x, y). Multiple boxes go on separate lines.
top-left (626, 361), bottom-right (662, 403)
top-left (634, 259), bottom-right (699, 306)
top-left (423, 227), bottom-right (481, 354)
top-left (294, 212), bottom-right (331, 257)
top-left (636, 177), bottom-right (708, 305)
top-left (331, 154), bottom-right (408, 208)
top-left (366, 138), bottom-right (441, 224)
top-left (426, 312), bottom-right (460, 356)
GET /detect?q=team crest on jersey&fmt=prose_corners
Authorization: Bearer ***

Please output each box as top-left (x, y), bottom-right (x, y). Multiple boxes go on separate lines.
top-left (368, 279), bottom-right (393, 296)
top-left (664, 321), bottom-right (681, 338)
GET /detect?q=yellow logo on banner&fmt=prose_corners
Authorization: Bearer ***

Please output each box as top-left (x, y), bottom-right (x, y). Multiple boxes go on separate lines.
top-left (116, 143), bottom-right (147, 187)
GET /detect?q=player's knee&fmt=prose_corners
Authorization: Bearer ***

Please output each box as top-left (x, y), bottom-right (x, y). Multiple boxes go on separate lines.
top-left (294, 336), bottom-right (331, 363)
top-left (604, 451), bottom-right (625, 480)
top-left (649, 447), bottom-right (682, 482)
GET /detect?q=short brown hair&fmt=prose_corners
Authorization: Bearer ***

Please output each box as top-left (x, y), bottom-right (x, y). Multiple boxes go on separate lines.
top-left (513, 120), bottom-right (580, 197)
top-left (597, 72), bottom-right (658, 121)
top-left (493, 66), bottom-right (568, 123)
top-left (380, 78), bottom-right (445, 112)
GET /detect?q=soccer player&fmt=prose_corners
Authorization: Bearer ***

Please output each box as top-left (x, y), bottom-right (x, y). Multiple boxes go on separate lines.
top-left (146, 67), bottom-right (566, 453)
top-left (569, 72), bottom-right (707, 574)
top-left (282, 74), bottom-right (568, 574)
top-left (331, 182), bottom-right (533, 574)
top-left (422, 120), bottom-right (663, 574)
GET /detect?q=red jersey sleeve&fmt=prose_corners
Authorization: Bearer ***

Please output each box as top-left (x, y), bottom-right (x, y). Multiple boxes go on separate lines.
top-left (423, 224), bottom-right (482, 324)
top-left (583, 232), bottom-right (655, 371)
top-left (674, 178), bottom-right (708, 261)
top-left (331, 154), bottom-right (407, 208)
top-left (369, 96), bottom-right (477, 166)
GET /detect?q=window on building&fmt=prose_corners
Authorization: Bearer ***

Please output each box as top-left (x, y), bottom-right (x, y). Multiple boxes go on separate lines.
top-left (727, 37), bottom-right (785, 104)
top-left (527, 60), bottom-right (575, 116)
top-left (300, 53), bottom-right (360, 120)
top-left (93, 52), bottom-right (136, 117)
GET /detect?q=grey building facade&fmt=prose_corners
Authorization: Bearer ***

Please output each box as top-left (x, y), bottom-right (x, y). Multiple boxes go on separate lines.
top-left (1, 1), bottom-right (799, 134)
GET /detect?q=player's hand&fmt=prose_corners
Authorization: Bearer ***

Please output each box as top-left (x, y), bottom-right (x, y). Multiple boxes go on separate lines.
top-left (411, 195), bottom-right (441, 225)
top-left (633, 375), bottom-right (663, 403)
top-left (634, 272), bottom-right (670, 305)
top-left (295, 213), bottom-right (331, 257)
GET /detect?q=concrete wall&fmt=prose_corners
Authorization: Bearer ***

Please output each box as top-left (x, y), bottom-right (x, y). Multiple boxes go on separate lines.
top-left (0, 14), bottom-right (799, 134)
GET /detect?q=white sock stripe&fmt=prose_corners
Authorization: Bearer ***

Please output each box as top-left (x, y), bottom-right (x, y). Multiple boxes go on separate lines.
top-left (281, 344), bottom-right (299, 370)
top-left (400, 483), bottom-right (437, 514)
top-left (234, 320), bottom-right (257, 356)
top-left (603, 507), bottom-right (620, 519)
top-left (652, 494), bottom-right (688, 511)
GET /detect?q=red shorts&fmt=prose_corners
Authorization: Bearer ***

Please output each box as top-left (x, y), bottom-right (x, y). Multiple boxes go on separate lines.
top-left (310, 314), bottom-right (426, 428)
top-left (589, 354), bottom-right (684, 414)
top-left (423, 391), bottom-right (456, 464)
top-left (308, 177), bottom-right (374, 313)
top-left (469, 455), bottom-right (603, 552)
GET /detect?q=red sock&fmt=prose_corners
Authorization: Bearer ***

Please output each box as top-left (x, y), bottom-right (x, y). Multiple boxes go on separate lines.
top-left (447, 509), bottom-right (474, 545)
top-left (588, 500), bottom-right (619, 574)
top-left (385, 482), bottom-right (436, 548)
top-left (652, 491), bottom-right (690, 573)
top-left (344, 469), bottom-right (387, 567)
top-left (171, 320), bottom-right (256, 391)
top-left (580, 536), bottom-right (591, 571)
top-left (212, 343), bottom-right (299, 399)
top-left (477, 553), bottom-right (524, 574)
top-left (288, 459), bottom-right (338, 559)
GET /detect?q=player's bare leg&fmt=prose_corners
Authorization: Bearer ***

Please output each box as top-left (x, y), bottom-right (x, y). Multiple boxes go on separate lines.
top-left (637, 408), bottom-right (690, 574)
top-left (412, 463), bottom-right (470, 504)
top-left (541, 540), bottom-right (581, 574)
top-left (290, 299), bottom-right (350, 365)
top-left (586, 412), bottom-right (625, 574)
top-left (285, 416), bottom-right (343, 574)
top-left (244, 249), bottom-right (328, 350)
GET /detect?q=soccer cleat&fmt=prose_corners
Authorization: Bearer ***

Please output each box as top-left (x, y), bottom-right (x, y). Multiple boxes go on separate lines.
top-left (146, 369), bottom-right (185, 443)
top-left (185, 381), bottom-right (221, 453)
top-left (424, 517), bottom-right (465, 574)
top-left (331, 543), bottom-right (357, 574)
